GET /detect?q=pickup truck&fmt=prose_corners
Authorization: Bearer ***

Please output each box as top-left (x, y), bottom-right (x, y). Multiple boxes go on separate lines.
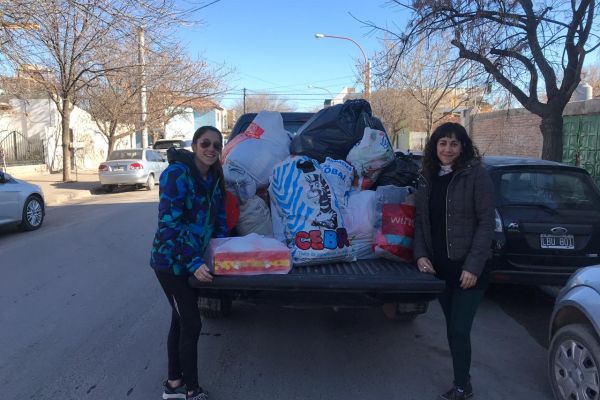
top-left (189, 112), bottom-right (444, 320)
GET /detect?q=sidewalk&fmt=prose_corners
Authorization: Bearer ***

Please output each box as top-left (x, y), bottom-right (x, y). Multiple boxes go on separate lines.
top-left (15, 170), bottom-right (102, 206)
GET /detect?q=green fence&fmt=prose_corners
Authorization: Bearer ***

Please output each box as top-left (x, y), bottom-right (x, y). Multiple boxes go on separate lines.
top-left (563, 114), bottom-right (600, 186)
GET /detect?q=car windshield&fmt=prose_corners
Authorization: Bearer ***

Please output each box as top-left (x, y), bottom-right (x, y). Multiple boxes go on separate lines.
top-left (108, 150), bottom-right (143, 160)
top-left (153, 140), bottom-right (191, 150)
top-left (495, 169), bottom-right (600, 211)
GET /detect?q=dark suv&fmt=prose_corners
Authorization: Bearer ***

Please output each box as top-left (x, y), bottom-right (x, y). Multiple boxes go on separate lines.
top-left (487, 156), bottom-right (600, 285)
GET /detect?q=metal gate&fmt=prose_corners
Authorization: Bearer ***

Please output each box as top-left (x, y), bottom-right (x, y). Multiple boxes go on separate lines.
top-left (0, 130), bottom-right (46, 167)
top-left (563, 115), bottom-right (600, 185)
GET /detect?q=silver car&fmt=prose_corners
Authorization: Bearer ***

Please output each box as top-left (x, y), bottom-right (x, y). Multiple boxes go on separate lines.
top-left (98, 148), bottom-right (168, 192)
top-left (548, 265), bottom-right (600, 400)
top-left (0, 171), bottom-right (45, 231)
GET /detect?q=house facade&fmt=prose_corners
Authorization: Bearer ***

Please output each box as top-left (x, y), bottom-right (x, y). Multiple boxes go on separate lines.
top-left (0, 94), bottom-right (130, 172)
top-left (164, 99), bottom-right (228, 140)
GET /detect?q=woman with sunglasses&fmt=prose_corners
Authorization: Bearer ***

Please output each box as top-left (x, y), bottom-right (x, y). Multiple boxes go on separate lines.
top-left (150, 126), bottom-right (227, 400)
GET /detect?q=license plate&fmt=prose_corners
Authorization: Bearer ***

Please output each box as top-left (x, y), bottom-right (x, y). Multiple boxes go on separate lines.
top-left (540, 234), bottom-right (575, 249)
top-left (112, 166), bottom-right (124, 171)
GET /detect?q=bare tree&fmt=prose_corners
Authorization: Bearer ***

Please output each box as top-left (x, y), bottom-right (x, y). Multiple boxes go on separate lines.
top-left (369, 88), bottom-right (420, 149)
top-left (379, 36), bottom-right (485, 137)
top-left (232, 92), bottom-right (294, 116)
top-left (368, 0), bottom-right (600, 161)
top-left (1, 0), bottom-right (213, 181)
top-left (84, 40), bottom-right (229, 157)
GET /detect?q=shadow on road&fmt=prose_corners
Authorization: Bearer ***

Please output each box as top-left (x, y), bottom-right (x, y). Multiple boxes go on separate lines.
top-left (486, 284), bottom-right (555, 348)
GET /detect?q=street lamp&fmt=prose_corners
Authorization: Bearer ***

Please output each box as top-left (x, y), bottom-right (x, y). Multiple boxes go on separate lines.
top-left (308, 84), bottom-right (334, 99)
top-left (314, 33), bottom-right (370, 100)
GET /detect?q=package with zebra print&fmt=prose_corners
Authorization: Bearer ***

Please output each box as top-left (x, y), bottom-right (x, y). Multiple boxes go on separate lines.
top-left (269, 156), bottom-right (354, 266)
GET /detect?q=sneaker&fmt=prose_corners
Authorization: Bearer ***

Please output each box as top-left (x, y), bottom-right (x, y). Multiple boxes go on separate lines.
top-left (186, 388), bottom-right (209, 400)
top-left (162, 381), bottom-right (186, 399)
top-left (439, 383), bottom-right (473, 400)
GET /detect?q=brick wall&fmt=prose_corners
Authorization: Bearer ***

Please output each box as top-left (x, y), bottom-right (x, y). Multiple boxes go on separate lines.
top-left (466, 108), bottom-right (542, 158)
top-left (464, 99), bottom-right (600, 159)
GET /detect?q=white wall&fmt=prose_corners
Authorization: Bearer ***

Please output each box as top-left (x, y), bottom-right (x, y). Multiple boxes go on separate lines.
top-left (1, 96), bottom-right (130, 170)
top-left (165, 107), bottom-right (195, 139)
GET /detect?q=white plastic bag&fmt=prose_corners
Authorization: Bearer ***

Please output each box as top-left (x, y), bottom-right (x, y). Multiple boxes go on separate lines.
top-left (320, 157), bottom-right (354, 209)
top-left (224, 161), bottom-right (257, 204)
top-left (342, 189), bottom-right (378, 259)
top-left (222, 111), bottom-right (291, 188)
top-left (236, 196), bottom-right (273, 237)
top-left (373, 185), bottom-right (416, 262)
top-left (346, 127), bottom-right (395, 190)
top-left (269, 156), bottom-right (354, 265)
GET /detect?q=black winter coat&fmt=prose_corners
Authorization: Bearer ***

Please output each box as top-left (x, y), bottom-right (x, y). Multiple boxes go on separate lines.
top-left (413, 160), bottom-right (495, 277)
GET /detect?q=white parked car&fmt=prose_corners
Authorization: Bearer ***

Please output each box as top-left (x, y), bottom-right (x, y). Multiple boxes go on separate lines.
top-left (0, 171), bottom-right (45, 231)
top-left (98, 148), bottom-right (168, 192)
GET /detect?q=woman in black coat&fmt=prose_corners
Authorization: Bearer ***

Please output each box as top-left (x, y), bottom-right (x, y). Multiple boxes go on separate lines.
top-left (414, 122), bottom-right (495, 400)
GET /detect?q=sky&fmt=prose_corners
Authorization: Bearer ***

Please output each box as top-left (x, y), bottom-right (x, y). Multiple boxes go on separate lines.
top-left (175, 0), bottom-right (410, 112)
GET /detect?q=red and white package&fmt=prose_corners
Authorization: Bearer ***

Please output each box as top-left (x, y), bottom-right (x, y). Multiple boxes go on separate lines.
top-left (205, 233), bottom-right (291, 275)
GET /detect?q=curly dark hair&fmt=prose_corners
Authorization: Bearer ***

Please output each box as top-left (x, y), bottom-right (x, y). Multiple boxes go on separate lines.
top-left (421, 122), bottom-right (480, 178)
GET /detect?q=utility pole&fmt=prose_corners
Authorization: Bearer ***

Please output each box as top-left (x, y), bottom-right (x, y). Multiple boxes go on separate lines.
top-left (138, 26), bottom-right (148, 148)
top-left (243, 88), bottom-right (246, 114)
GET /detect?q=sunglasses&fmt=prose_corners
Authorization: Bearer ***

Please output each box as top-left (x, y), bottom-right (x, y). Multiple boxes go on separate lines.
top-left (199, 140), bottom-right (222, 151)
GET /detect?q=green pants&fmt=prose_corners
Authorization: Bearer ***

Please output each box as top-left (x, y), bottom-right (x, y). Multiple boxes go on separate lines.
top-left (438, 285), bottom-right (486, 388)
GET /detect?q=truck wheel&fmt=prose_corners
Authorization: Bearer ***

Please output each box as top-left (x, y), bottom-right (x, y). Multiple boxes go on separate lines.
top-left (382, 302), bottom-right (428, 322)
top-left (198, 297), bottom-right (232, 319)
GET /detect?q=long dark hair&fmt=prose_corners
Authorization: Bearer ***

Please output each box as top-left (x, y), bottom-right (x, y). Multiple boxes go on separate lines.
top-left (193, 126), bottom-right (226, 196)
top-left (422, 122), bottom-right (480, 178)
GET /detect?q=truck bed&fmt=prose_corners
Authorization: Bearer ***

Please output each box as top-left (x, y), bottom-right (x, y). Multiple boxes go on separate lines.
top-left (188, 259), bottom-right (444, 305)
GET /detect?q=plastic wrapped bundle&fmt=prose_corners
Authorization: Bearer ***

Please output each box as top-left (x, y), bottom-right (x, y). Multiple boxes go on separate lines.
top-left (373, 185), bottom-right (416, 262)
top-left (342, 189), bottom-right (378, 259)
top-left (346, 127), bottom-right (395, 190)
top-left (290, 99), bottom-right (385, 162)
top-left (236, 196), bottom-right (273, 237)
top-left (269, 156), bottom-right (354, 265)
top-left (320, 157), bottom-right (354, 209)
top-left (224, 162), bottom-right (257, 204)
top-left (205, 234), bottom-right (291, 275)
top-left (222, 111), bottom-right (291, 188)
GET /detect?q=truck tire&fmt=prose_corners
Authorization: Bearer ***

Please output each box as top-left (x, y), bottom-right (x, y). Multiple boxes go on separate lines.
top-left (198, 297), bottom-right (232, 319)
top-left (382, 301), bottom-right (428, 322)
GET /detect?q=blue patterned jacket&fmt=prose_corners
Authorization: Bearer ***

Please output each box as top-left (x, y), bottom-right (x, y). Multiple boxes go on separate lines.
top-left (150, 149), bottom-right (227, 276)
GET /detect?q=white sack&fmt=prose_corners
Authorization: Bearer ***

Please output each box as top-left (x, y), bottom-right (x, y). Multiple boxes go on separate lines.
top-left (224, 161), bottom-right (256, 203)
top-left (236, 196), bottom-right (273, 237)
top-left (269, 156), bottom-right (354, 265)
top-left (320, 157), bottom-right (354, 209)
top-left (222, 111), bottom-right (291, 188)
top-left (342, 189), bottom-right (378, 259)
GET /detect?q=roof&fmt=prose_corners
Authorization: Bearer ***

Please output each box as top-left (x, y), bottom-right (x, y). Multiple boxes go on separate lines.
top-left (177, 97), bottom-right (223, 111)
top-left (482, 156), bottom-right (585, 171)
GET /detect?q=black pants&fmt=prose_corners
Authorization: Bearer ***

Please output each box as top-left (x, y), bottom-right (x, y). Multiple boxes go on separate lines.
top-left (155, 271), bottom-right (202, 390)
top-left (438, 284), bottom-right (485, 388)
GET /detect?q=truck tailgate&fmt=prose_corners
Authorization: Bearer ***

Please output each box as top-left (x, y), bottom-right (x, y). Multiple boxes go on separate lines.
top-left (189, 259), bottom-right (444, 294)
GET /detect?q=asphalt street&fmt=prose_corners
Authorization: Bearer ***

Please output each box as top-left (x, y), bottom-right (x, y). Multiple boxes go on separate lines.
top-left (0, 189), bottom-right (555, 400)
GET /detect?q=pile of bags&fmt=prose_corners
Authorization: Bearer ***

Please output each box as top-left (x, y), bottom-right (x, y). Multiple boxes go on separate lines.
top-left (206, 100), bottom-right (420, 273)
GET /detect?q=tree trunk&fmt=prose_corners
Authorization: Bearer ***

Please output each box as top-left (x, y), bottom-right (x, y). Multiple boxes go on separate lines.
top-left (540, 113), bottom-right (564, 161)
top-left (61, 98), bottom-right (73, 182)
top-left (107, 135), bottom-right (116, 160)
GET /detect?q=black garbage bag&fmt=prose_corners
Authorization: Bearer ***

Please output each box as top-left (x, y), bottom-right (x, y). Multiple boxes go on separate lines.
top-left (373, 152), bottom-right (420, 189)
top-left (290, 99), bottom-right (385, 163)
